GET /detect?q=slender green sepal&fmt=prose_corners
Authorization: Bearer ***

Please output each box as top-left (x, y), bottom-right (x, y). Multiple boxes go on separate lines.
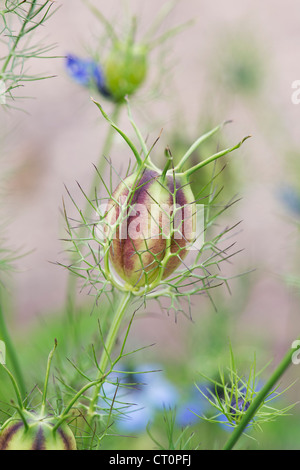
top-left (161, 146), bottom-right (173, 181)
top-left (41, 339), bottom-right (58, 416)
top-left (183, 136), bottom-right (251, 178)
top-left (174, 121), bottom-right (232, 172)
top-left (92, 98), bottom-right (143, 166)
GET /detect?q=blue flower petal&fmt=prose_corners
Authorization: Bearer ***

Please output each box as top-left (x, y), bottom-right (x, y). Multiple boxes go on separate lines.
top-left (65, 54), bottom-right (112, 98)
top-left (132, 363), bottom-right (178, 409)
top-left (277, 185), bottom-right (300, 216)
top-left (176, 385), bottom-right (211, 427)
top-left (176, 400), bottom-right (203, 426)
top-left (97, 363), bottom-right (184, 432)
top-left (115, 391), bottom-right (153, 432)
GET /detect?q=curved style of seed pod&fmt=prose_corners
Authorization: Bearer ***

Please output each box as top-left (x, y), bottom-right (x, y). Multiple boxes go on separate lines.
top-left (0, 415), bottom-right (76, 451)
top-left (104, 169), bottom-right (196, 287)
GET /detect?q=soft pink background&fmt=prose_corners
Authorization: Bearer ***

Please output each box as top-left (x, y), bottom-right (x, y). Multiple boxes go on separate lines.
top-left (1, 1), bottom-right (300, 365)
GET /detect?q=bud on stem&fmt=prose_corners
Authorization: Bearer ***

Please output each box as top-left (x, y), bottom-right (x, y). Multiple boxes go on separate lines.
top-left (105, 168), bottom-right (196, 288)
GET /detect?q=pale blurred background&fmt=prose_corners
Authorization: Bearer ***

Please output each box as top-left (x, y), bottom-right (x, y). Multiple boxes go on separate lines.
top-left (1, 0), bottom-right (300, 372)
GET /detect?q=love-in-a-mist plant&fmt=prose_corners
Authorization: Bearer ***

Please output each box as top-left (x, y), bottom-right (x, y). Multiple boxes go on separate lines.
top-left (0, 336), bottom-right (131, 450)
top-left (0, 341), bottom-right (77, 450)
top-left (195, 347), bottom-right (295, 437)
top-left (60, 104), bottom-right (300, 450)
top-left (64, 1), bottom-right (192, 313)
top-left (64, 0), bottom-right (192, 207)
top-left (59, 98), bottom-right (250, 447)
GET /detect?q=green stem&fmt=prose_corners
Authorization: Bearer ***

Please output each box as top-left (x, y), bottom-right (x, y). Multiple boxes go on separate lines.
top-left (2, 0), bottom-right (37, 74)
top-left (53, 291), bottom-right (130, 440)
top-left (88, 291), bottom-right (132, 418)
top-left (65, 102), bottom-right (122, 317)
top-left (223, 342), bottom-right (296, 450)
top-left (0, 299), bottom-right (26, 399)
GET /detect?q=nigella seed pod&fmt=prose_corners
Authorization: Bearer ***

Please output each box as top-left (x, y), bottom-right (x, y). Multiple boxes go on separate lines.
top-left (0, 415), bottom-right (76, 451)
top-left (105, 169), bottom-right (196, 288)
top-left (103, 43), bottom-right (147, 102)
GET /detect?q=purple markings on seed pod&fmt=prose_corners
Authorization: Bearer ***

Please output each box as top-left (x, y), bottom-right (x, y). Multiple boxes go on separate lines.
top-left (0, 418), bottom-right (76, 450)
top-left (0, 421), bottom-right (23, 450)
top-left (104, 169), bottom-right (196, 287)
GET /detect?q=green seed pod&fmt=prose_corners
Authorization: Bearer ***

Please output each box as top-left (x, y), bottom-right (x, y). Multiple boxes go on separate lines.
top-left (103, 42), bottom-right (147, 102)
top-left (0, 415), bottom-right (76, 451)
top-left (105, 169), bottom-right (196, 288)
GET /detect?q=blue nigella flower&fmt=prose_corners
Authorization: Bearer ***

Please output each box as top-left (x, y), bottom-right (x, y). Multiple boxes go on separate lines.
top-left (176, 385), bottom-right (210, 427)
top-left (277, 185), bottom-right (300, 216)
top-left (98, 365), bottom-right (220, 432)
top-left (230, 387), bottom-right (251, 418)
top-left (98, 363), bottom-right (178, 433)
top-left (216, 382), bottom-right (271, 431)
top-left (65, 54), bottom-right (112, 98)
top-left (215, 386), bottom-right (251, 432)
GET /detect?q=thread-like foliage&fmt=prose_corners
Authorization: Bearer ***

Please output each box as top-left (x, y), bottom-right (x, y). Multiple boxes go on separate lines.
top-left (0, 0), bottom-right (58, 108)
